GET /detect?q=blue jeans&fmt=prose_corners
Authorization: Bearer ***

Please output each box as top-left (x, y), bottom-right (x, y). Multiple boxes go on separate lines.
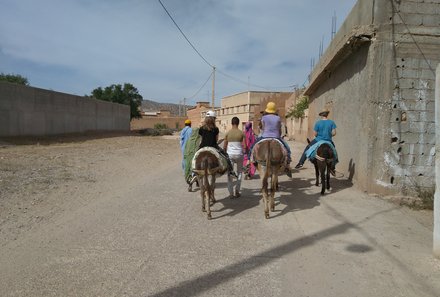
top-left (298, 139), bottom-right (336, 165)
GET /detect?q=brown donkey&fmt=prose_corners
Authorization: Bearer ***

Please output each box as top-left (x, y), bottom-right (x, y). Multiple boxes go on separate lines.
top-left (253, 139), bottom-right (286, 219)
top-left (192, 149), bottom-right (227, 220)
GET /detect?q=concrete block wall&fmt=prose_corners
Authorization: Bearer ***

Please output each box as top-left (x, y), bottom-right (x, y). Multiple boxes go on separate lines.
top-left (381, 0), bottom-right (440, 192)
top-left (303, 0), bottom-right (440, 195)
top-left (0, 82), bottom-right (130, 137)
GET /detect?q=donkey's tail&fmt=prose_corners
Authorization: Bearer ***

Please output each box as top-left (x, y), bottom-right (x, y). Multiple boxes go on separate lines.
top-left (202, 157), bottom-right (210, 195)
top-left (263, 141), bottom-right (271, 188)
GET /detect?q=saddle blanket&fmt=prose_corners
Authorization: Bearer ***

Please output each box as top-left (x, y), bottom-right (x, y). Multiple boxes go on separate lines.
top-left (306, 140), bottom-right (338, 163)
top-left (191, 147), bottom-right (229, 174)
top-left (251, 138), bottom-right (287, 164)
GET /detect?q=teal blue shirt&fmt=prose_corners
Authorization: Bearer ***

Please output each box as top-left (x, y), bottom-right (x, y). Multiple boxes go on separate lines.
top-left (314, 119), bottom-right (336, 142)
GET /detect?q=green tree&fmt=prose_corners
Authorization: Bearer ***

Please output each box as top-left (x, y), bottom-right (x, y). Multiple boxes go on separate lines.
top-left (91, 83), bottom-right (142, 119)
top-left (0, 73), bottom-right (29, 85)
top-left (286, 95), bottom-right (309, 119)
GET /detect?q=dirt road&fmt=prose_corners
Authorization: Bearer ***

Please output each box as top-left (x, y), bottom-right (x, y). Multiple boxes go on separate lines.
top-left (0, 134), bottom-right (439, 297)
top-left (1, 134), bottom-right (177, 244)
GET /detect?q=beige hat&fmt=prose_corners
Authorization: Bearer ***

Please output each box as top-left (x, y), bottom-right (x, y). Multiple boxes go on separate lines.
top-left (319, 108), bottom-right (330, 116)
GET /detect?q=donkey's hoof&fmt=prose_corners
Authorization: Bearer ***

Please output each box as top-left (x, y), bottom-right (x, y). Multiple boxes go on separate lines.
top-left (265, 213), bottom-right (270, 219)
top-left (320, 191), bottom-right (325, 195)
top-left (188, 186), bottom-right (192, 192)
top-left (207, 214), bottom-right (212, 220)
top-left (271, 207), bottom-right (275, 212)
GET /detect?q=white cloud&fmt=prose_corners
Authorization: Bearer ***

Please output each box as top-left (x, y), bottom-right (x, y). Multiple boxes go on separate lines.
top-left (0, 0), bottom-right (357, 103)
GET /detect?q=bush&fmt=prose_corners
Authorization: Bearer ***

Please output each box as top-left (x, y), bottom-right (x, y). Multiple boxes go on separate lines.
top-left (286, 95), bottom-right (309, 119)
top-left (154, 123), bottom-right (168, 130)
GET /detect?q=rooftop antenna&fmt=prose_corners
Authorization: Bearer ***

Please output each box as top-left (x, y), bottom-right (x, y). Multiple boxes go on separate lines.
top-left (331, 11), bottom-right (337, 40)
top-left (319, 36), bottom-right (324, 57)
top-left (309, 57), bottom-right (315, 82)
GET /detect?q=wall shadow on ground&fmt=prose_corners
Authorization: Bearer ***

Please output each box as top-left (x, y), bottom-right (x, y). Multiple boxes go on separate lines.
top-left (146, 205), bottom-right (439, 297)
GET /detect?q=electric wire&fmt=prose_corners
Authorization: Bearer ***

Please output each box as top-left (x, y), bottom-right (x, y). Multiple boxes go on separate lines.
top-left (187, 71), bottom-right (213, 99)
top-left (392, 2), bottom-right (435, 76)
top-left (217, 69), bottom-right (296, 91)
top-left (157, 0), bottom-right (214, 68)
top-left (158, 0), bottom-right (299, 96)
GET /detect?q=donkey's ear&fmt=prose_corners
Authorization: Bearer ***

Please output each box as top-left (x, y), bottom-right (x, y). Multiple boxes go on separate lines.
top-left (307, 138), bottom-right (311, 144)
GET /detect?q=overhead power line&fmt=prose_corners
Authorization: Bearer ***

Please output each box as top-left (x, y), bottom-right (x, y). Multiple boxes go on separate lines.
top-left (391, 2), bottom-right (435, 76)
top-left (187, 71), bottom-right (213, 99)
top-left (158, 0), bottom-right (298, 96)
top-left (217, 69), bottom-right (295, 91)
top-left (158, 0), bottom-right (213, 68)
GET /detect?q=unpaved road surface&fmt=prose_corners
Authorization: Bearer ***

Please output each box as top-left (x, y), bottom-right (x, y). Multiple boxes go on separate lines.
top-left (0, 134), bottom-right (439, 297)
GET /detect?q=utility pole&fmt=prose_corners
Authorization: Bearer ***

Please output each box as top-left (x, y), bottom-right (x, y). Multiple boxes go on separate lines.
top-left (211, 66), bottom-right (216, 109)
top-left (183, 97), bottom-right (186, 116)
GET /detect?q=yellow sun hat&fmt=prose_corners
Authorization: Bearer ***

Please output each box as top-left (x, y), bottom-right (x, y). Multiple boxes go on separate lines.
top-left (265, 102), bottom-right (277, 114)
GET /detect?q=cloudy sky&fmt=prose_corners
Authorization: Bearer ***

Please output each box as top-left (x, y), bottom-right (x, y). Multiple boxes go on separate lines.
top-left (0, 0), bottom-right (357, 105)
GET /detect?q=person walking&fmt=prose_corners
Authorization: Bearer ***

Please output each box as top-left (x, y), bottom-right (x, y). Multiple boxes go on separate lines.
top-left (223, 117), bottom-right (246, 198)
top-left (295, 108), bottom-right (337, 175)
top-left (243, 122), bottom-right (256, 179)
top-left (180, 119), bottom-right (192, 171)
top-left (183, 126), bottom-right (201, 188)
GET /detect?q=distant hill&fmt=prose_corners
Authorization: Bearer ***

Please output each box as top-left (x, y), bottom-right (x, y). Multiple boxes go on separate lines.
top-left (141, 99), bottom-right (193, 116)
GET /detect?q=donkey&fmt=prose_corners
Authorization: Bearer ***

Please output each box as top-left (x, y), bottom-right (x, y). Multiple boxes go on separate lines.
top-left (253, 139), bottom-right (286, 219)
top-left (192, 148), bottom-right (227, 220)
top-left (312, 143), bottom-right (335, 195)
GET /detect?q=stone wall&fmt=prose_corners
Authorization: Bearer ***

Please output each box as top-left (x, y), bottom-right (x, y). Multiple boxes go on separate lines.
top-left (384, 0), bottom-right (439, 191)
top-left (0, 82), bottom-right (130, 137)
top-left (304, 0), bottom-right (440, 195)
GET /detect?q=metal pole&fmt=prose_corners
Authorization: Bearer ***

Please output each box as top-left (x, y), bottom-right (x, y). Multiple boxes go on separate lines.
top-left (434, 64), bottom-right (440, 258)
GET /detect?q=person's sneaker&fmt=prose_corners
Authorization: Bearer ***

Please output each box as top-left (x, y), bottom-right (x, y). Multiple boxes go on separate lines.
top-left (234, 191), bottom-right (241, 198)
top-left (329, 168), bottom-right (336, 176)
top-left (294, 163), bottom-right (303, 169)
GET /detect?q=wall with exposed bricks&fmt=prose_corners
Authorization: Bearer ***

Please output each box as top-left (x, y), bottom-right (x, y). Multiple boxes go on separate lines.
top-left (304, 0), bottom-right (440, 195)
